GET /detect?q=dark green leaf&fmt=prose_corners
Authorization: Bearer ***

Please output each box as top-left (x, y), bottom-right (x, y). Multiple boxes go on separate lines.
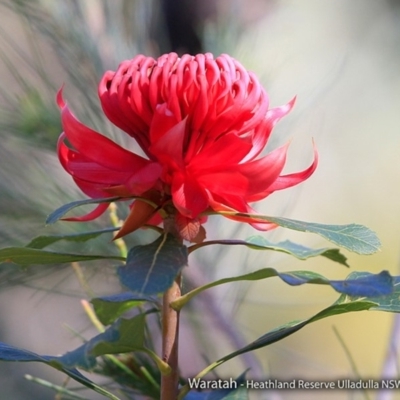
top-left (26, 227), bottom-right (119, 249)
top-left (91, 293), bottom-right (158, 325)
top-left (0, 247), bottom-right (124, 266)
top-left (118, 234), bottom-right (188, 295)
top-left (189, 236), bottom-right (348, 267)
top-left (173, 269), bottom-right (392, 310)
top-left (183, 300), bottom-right (376, 385)
top-left (55, 315), bottom-right (147, 369)
top-left (0, 342), bottom-right (121, 400)
top-left (217, 212), bottom-right (381, 254)
top-left (0, 314), bottom-right (148, 371)
top-left (46, 197), bottom-right (121, 224)
top-left (217, 300), bottom-right (377, 366)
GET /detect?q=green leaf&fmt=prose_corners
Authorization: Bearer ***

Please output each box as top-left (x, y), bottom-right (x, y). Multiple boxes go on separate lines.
top-left (0, 247), bottom-right (124, 266)
top-left (0, 314), bottom-right (148, 369)
top-left (179, 299), bottom-right (377, 397)
top-left (118, 234), bottom-right (188, 295)
top-left (0, 312), bottom-right (170, 389)
top-left (46, 197), bottom-right (121, 224)
top-left (26, 227), bottom-right (119, 249)
top-left (181, 273), bottom-right (400, 391)
top-left (189, 236), bottom-right (348, 267)
top-left (217, 212), bottom-right (381, 254)
top-left (52, 315), bottom-right (146, 369)
top-left (0, 343), bottom-right (121, 400)
top-left (171, 269), bottom-right (392, 310)
top-left (91, 293), bottom-right (158, 325)
top-left (217, 300), bottom-right (377, 364)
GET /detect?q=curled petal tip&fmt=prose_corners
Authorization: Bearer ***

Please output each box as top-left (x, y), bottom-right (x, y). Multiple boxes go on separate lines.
top-left (60, 203), bottom-right (110, 222)
top-left (56, 85), bottom-right (66, 109)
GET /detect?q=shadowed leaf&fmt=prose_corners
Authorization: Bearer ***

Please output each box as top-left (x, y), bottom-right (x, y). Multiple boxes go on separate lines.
top-left (118, 234), bottom-right (188, 295)
top-left (0, 343), bottom-right (121, 400)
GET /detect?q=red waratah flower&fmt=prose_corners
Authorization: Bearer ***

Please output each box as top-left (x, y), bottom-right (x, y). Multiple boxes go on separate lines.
top-left (57, 53), bottom-right (317, 242)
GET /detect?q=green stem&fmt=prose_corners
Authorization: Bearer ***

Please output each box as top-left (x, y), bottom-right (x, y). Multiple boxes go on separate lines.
top-left (160, 274), bottom-right (182, 400)
top-left (108, 202), bottom-right (128, 258)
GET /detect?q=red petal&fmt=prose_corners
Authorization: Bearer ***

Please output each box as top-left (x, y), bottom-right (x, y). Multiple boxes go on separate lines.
top-left (207, 193), bottom-right (277, 230)
top-left (171, 173), bottom-right (209, 218)
top-left (148, 103), bottom-right (180, 143)
top-left (58, 134), bottom-right (134, 184)
top-left (242, 98), bottom-right (295, 162)
top-left (99, 63), bottom-right (151, 153)
top-left (265, 97), bottom-right (296, 128)
top-left (149, 113), bottom-right (186, 166)
top-left (125, 163), bottom-right (162, 194)
top-left (190, 75), bottom-right (209, 131)
top-left (58, 88), bottom-right (150, 172)
top-left (188, 134), bottom-right (252, 167)
top-left (197, 171), bottom-right (248, 197)
top-left (249, 141), bottom-right (318, 201)
top-left (237, 142), bottom-right (289, 199)
top-left (114, 199), bottom-right (158, 239)
top-left (71, 176), bottom-right (115, 198)
top-left (58, 132), bottom-right (161, 195)
top-left (62, 202), bottom-right (110, 222)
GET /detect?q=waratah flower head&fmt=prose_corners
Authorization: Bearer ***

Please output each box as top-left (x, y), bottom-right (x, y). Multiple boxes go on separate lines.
top-left (57, 52), bottom-right (317, 241)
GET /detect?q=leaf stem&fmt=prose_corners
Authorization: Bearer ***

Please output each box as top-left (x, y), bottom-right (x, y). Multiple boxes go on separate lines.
top-left (108, 203), bottom-right (128, 259)
top-left (160, 274), bottom-right (181, 400)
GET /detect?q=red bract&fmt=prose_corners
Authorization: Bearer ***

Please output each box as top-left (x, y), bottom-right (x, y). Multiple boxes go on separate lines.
top-left (57, 53), bottom-right (317, 241)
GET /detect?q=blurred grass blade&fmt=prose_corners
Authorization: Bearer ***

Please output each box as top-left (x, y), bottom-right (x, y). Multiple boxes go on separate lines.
top-left (26, 227), bottom-right (119, 249)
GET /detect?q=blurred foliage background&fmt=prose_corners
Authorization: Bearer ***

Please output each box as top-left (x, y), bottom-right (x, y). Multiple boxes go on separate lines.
top-left (0, 0), bottom-right (399, 399)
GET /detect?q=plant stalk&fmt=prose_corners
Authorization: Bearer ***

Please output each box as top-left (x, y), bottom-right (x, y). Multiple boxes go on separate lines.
top-left (160, 274), bottom-right (181, 400)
